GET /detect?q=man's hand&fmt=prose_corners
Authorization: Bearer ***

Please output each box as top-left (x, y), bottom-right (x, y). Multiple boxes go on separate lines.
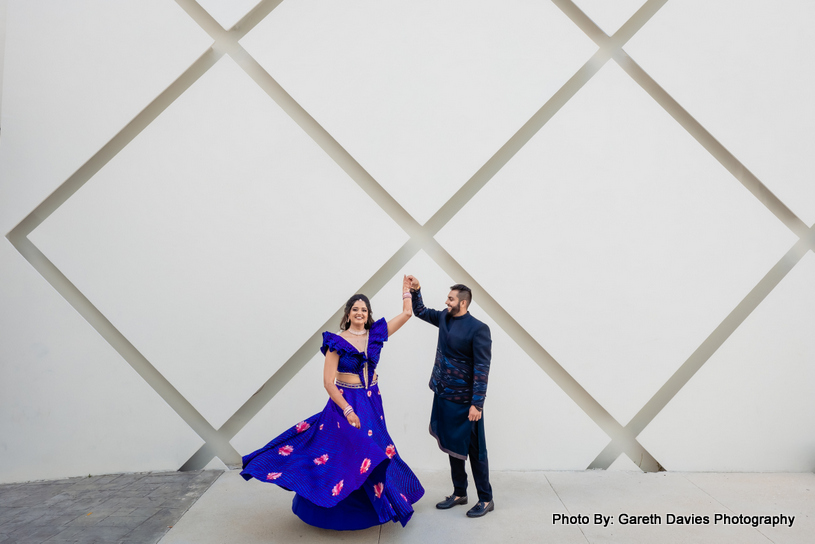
top-left (402, 275), bottom-right (412, 293)
top-left (468, 406), bottom-right (482, 421)
top-left (406, 275), bottom-right (421, 290)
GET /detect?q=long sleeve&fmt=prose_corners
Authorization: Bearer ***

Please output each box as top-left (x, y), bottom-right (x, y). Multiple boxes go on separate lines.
top-left (471, 323), bottom-right (492, 409)
top-left (411, 288), bottom-right (443, 327)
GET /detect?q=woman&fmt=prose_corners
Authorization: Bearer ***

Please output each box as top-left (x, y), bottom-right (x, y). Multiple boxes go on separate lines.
top-left (241, 276), bottom-right (424, 530)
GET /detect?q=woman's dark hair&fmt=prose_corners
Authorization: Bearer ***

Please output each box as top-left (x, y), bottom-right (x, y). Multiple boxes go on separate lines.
top-left (340, 294), bottom-right (374, 330)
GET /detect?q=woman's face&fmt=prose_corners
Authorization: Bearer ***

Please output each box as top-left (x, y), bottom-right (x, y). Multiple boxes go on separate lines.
top-left (348, 299), bottom-right (369, 328)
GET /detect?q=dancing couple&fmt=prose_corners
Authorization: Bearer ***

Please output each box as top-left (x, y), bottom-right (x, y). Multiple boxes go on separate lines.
top-left (240, 275), bottom-right (494, 530)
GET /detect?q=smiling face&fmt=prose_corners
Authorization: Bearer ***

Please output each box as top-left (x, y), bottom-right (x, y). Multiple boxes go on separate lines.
top-left (348, 299), bottom-right (369, 328)
top-left (340, 294), bottom-right (374, 330)
top-left (446, 290), bottom-right (467, 316)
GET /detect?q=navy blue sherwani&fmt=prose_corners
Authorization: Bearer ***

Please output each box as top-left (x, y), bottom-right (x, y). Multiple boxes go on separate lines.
top-left (412, 288), bottom-right (493, 502)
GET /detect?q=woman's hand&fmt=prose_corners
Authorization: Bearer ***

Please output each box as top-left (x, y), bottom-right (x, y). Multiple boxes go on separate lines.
top-left (347, 412), bottom-right (361, 429)
top-left (388, 275), bottom-right (414, 336)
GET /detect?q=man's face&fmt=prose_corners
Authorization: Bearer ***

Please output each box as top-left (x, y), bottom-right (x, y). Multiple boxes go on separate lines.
top-left (446, 291), bottom-right (464, 316)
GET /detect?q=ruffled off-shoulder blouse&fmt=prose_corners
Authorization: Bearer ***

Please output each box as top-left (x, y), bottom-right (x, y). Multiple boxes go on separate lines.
top-left (321, 317), bottom-right (388, 387)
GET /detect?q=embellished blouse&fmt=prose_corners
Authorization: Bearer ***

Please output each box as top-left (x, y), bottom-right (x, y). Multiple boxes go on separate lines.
top-left (320, 317), bottom-right (389, 388)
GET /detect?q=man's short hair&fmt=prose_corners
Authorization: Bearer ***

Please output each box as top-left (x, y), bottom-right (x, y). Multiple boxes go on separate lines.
top-left (450, 284), bottom-right (472, 307)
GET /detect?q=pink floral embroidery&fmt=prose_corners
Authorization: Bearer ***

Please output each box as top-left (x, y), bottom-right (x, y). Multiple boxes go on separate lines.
top-left (378, 390), bottom-right (381, 395)
top-left (313, 454), bottom-right (329, 465)
top-left (278, 445), bottom-right (293, 456)
top-left (319, 424), bottom-right (324, 430)
top-left (338, 422), bottom-right (341, 428)
top-left (380, 416), bottom-right (383, 420)
top-left (368, 430), bottom-right (373, 437)
top-left (401, 493), bottom-right (408, 502)
top-left (266, 472), bottom-right (282, 480)
top-left (332, 480), bottom-right (344, 496)
top-left (374, 482), bottom-right (384, 499)
top-left (295, 421), bottom-right (310, 433)
top-left (385, 444), bottom-right (396, 459)
top-left (367, 391), bottom-right (372, 397)
top-left (360, 458), bottom-right (371, 474)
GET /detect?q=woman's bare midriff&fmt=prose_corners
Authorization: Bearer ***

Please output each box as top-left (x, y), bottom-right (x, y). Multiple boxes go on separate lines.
top-left (335, 371), bottom-right (377, 385)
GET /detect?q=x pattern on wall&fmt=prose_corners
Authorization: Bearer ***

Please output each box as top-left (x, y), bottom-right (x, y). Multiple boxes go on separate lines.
top-left (6, 0), bottom-right (815, 472)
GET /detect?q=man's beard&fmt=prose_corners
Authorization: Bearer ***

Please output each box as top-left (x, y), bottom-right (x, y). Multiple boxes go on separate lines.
top-left (448, 303), bottom-right (463, 316)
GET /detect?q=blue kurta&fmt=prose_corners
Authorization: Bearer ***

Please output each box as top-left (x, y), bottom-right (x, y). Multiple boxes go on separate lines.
top-left (411, 289), bottom-right (492, 408)
top-left (411, 289), bottom-right (492, 460)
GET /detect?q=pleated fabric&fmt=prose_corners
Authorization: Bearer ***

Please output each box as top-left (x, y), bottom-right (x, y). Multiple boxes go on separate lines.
top-left (241, 319), bottom-right (424, 530)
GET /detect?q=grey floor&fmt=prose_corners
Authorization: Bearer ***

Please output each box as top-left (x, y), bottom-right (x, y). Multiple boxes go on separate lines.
top-left (1, 469), bottom-right (813, 544)
top-left (0, 471), bottom-right (220, 543)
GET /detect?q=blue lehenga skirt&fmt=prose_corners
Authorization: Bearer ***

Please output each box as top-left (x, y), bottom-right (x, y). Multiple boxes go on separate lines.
top-left (241, 379), bottom-right (424, 530)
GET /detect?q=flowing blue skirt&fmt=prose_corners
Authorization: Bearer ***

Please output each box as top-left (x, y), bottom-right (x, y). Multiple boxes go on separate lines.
top-left (241, 381), bottom-right (424, 530)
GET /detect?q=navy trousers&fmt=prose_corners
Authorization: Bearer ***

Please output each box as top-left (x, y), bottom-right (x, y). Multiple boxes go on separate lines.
top-left (449, 423), bottom-right (492, 502)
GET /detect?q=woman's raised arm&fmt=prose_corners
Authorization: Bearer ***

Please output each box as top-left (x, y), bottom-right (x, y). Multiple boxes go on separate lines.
top-left (387, 275), bottom-right (413, 337)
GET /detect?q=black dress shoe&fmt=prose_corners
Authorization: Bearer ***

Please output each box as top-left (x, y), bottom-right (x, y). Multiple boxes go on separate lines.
top-left (436, 494), bottom-right (468, 509)
top-left (466, 500), bottom-right (495, 518)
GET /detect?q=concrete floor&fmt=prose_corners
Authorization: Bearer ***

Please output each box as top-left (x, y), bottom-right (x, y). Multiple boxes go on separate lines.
top-left (160, 470), bottom-right (814, 544)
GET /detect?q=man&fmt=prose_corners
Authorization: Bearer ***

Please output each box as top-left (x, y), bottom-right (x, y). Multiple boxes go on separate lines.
top-left (407, 276), bottom-right (494, 518)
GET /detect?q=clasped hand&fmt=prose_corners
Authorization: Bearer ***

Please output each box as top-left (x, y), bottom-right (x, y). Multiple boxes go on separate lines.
top-left (406, 275), bottom-right (420, 291)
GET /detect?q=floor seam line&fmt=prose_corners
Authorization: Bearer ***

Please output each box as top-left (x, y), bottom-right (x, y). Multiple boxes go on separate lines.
top-left (544, 473), bottom-right (592, 544)
top-left (679, 474), bottom-right (775, 543)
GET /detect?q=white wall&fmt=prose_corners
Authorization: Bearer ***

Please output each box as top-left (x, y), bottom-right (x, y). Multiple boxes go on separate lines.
top-left (1, 0), bottom-right (813, 484)
top-left (0, 0), bottom-right (8, 126)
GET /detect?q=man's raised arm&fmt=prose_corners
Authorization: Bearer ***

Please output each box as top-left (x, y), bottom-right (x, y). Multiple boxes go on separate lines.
top-left (407, 275), bottom-right (442, 327)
